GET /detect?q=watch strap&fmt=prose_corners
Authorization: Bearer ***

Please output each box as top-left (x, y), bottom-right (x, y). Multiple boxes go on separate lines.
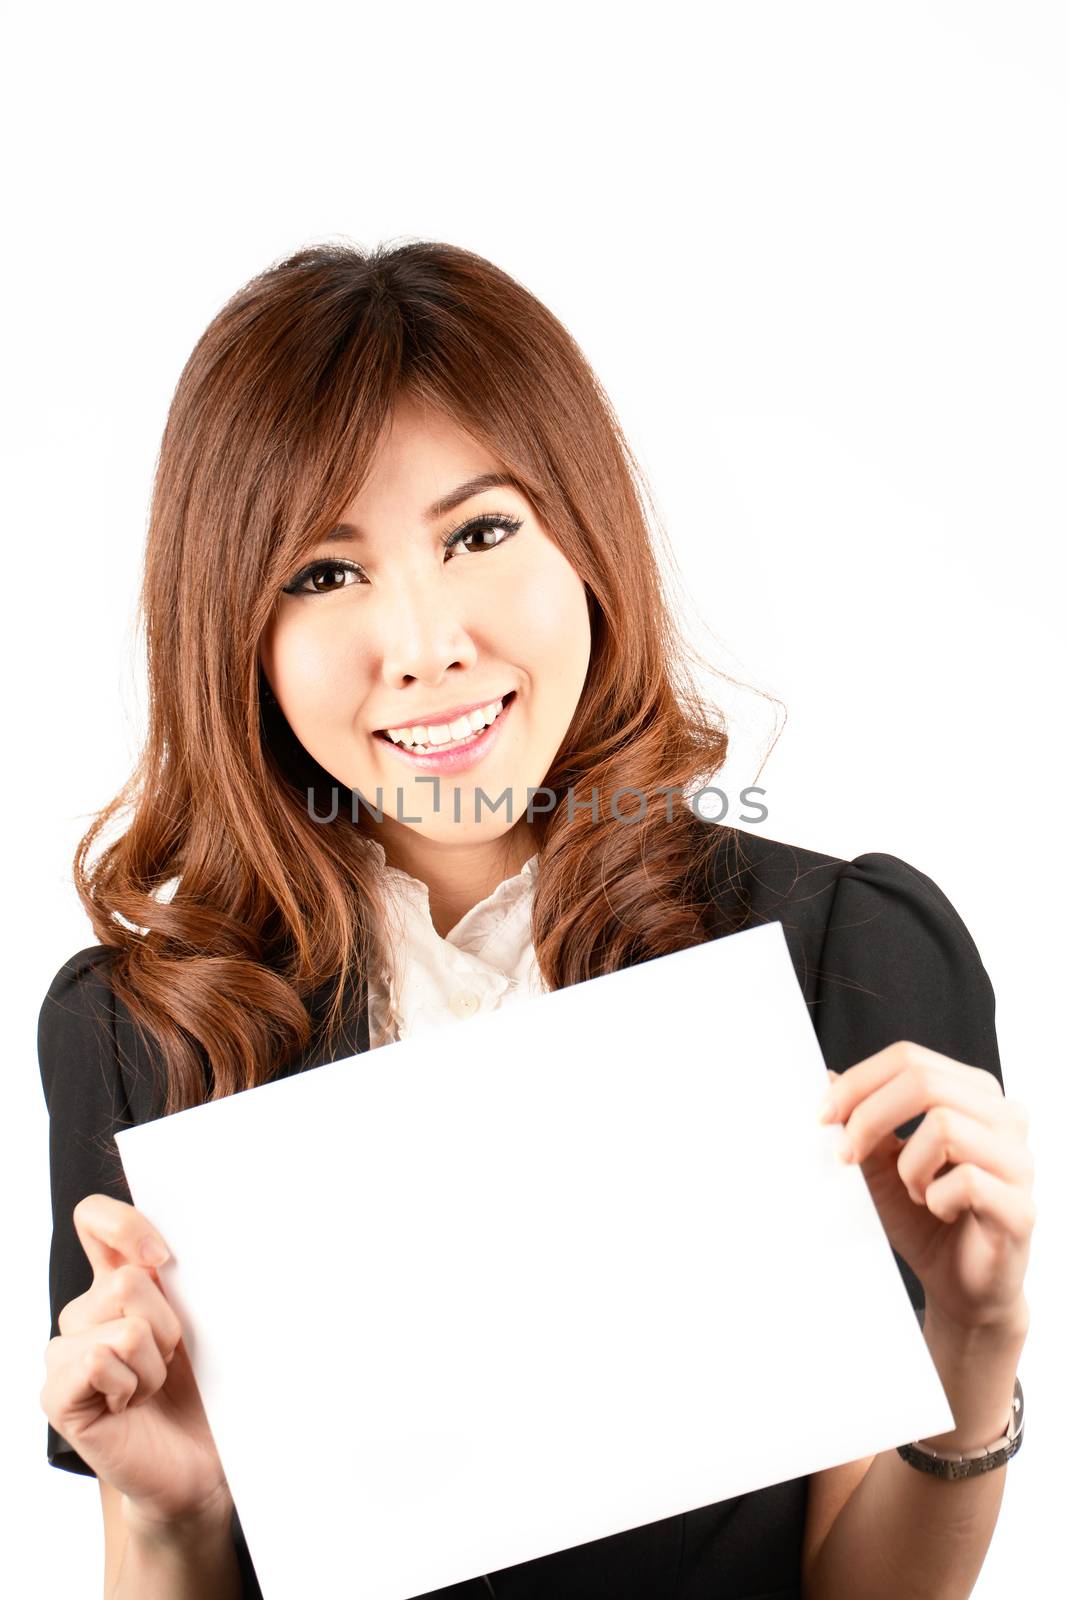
top-left (896, 1376), bottom-right (1024, 1479)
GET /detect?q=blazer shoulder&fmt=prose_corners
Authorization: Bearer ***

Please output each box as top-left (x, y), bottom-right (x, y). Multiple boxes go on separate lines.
top-left (699, 828), bottom-right (974, 1013)
top-left (702, 826), bottom-right (959, 930)
top-left (703, 823), bottom-right (844, 926)
top-left (40, 941), bottom-right (120, 1002)
top-left (728, 827), bottom-right (846, 902)
top-left (38, 945), bottom-right (120, 1090)
top-left (37, 942), bottom-right (165, 1128)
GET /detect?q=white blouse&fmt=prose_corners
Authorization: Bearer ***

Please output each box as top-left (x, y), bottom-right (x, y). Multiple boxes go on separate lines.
top-left (362, 838), bottom-right (549, 1048)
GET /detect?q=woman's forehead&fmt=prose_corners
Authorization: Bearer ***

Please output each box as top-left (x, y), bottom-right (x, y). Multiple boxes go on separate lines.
top-left (337, 404), bottom-right (505, 521)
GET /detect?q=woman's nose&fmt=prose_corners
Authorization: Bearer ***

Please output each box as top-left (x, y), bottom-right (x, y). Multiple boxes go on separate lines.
top-left (375, 570), bottom-right (479, 686)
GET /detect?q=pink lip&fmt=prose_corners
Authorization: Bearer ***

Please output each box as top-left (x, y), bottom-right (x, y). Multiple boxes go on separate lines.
top-left (373, 692), bottom-right (514, 734)
top-left (373, 691), bottom-right (516, 775)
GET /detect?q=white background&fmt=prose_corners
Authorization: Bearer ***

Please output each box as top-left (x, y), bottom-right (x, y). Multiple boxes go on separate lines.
top-left (4, 1), bottom-right (1064, 1592)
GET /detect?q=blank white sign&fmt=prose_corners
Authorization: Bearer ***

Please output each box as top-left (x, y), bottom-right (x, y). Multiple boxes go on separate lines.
top-left (115, 919), bottom-right (952, 1598)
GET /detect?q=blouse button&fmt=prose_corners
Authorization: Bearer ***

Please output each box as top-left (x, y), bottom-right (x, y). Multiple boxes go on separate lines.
top-left (448, 989), bottom-right (481, 1019)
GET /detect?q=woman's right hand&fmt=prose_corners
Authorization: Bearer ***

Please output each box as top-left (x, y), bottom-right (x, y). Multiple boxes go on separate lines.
top-left (40, 1194), bottom-right (231, 1530)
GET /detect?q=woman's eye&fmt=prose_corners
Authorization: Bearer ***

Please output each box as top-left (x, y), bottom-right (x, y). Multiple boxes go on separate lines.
top-left (283, 560), bottom-right (363, 596)
top-left (444, 513), bottom-right (523, 558)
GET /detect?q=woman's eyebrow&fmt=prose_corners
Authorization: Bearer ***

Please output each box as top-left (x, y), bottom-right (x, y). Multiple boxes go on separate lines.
top-left (323, 472), bottom-right (521, 544)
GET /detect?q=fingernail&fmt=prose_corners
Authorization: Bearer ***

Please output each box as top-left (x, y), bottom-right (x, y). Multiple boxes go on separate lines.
top-left (837, 1132), bottom-right (855, 1164)
top-left (817, 1092), bottom-right (838, 1124)
top-left (139, 1237), bottom-right (170, 1267)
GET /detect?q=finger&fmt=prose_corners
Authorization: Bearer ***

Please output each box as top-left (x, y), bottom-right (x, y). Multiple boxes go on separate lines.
top-left (895, 1105), bottom-right (1034, 1203)
top-left (43, 1316), bottom-right (169, 1427)
top-left (40, 1341), bottom-right (139, 1419)
top-left (922, 1162), bottom-right (1038, 1242)
top-left (72, 1194), bottom-right (171, 1282)
top-left (103, 1314), bottom-right (171, 1406)
top-left (825, 1041), bottom-right (1003, 1127)
top-left (83, 1344), bottom-right (140, 1414)
top-left (58, 1260), bottom-right (184, 1363)
top-left (826, 1051), bottom-right (1008, 1165)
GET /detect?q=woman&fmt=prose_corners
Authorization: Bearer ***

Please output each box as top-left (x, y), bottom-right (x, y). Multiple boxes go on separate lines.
top-left (38, 241), bottom-right (1034, 1599)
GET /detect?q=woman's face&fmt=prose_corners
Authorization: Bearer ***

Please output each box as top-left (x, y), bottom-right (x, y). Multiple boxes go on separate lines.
top-left (258, 397), bottom-right (592, 862)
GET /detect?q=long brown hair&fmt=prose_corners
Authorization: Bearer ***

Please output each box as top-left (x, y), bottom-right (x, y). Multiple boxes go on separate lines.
top-left (73, 240), bottom-right (751, 1115)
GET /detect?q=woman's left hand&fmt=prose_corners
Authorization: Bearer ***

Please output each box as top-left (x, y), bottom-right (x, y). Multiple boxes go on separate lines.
top-left (820, 1040), bottom-right (1035, 1333)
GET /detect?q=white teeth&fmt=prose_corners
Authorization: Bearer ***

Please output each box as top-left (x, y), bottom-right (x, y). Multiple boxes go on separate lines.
top-left (430, 717), bottom-right (465, 746)
top-left (385, 697), bottom-right (506, 750)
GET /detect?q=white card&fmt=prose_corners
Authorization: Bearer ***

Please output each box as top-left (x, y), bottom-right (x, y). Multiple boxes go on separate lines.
top-left (115, 919), bottom-right (952, 1598)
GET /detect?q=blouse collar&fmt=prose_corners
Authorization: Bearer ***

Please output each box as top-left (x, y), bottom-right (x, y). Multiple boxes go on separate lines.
top-left (361, 835), bottom-right (540, 949)
top-left (359, 836), bottom-right (543, 1043)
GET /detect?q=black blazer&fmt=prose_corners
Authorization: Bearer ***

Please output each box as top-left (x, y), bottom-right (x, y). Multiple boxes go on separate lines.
top-left (38, 829), bottom-right (1003, 1600)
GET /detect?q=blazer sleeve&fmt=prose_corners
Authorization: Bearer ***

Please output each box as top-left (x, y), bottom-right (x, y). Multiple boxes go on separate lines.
top-left (814, 851), bottom-right (1004, 1320)
top-left (38, 945), bottom-right (136, 1477)
top-left (37, 947), bottom-right (271, 1597)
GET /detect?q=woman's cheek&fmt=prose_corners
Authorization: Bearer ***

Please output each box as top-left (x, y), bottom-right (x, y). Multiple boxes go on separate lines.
top-left (267, 625), bottom-right (356, 749)
top-left (511, 550), bottom-right (590, 657)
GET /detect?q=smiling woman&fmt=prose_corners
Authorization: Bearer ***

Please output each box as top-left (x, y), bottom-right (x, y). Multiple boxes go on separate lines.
top-left (36, 240), bottom-right (1031, 1600)
top-left (68, 238), bottom-right (742, 1103)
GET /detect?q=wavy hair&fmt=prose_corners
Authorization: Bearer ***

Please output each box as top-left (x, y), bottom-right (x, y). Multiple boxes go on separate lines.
top-left (73, 239), bottom-right (756, 1114)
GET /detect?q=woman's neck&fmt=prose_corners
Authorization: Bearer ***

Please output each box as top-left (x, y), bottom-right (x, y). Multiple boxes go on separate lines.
top-left (371, 819), bottom-right (541, 938)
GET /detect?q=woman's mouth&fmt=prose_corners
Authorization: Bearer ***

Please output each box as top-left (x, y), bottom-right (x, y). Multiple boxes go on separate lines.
top-left (372, 690), bottom-right (517, 774)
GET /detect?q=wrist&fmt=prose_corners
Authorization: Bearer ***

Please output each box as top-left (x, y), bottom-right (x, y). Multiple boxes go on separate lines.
top-left (919, 1300), bottom-right (1028, 1453)
top-left (922, 1294), bottom-right (1030, 1352)
top-left (122, 1482), bottom-right (235, 1549)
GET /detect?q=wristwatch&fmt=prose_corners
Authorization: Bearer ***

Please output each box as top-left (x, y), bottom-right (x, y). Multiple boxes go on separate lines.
top-left (897, 1377), bottom-right (1024, 1479)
